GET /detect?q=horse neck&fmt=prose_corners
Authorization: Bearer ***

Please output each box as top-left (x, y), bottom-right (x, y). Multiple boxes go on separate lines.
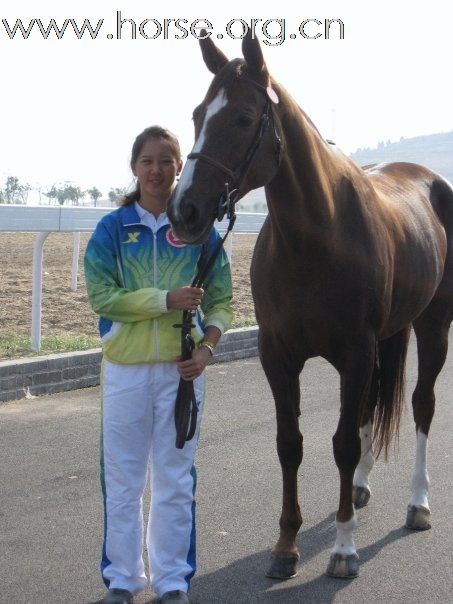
top-left (266, 90), bottom-right (345, 237)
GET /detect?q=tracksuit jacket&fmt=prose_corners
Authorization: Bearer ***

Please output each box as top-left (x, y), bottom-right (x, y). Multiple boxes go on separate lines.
top-left (84, 203), bottom-right (233, 360)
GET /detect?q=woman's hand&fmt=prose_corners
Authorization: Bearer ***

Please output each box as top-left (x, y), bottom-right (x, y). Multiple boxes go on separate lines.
top-left (177, 347), bottom-right (211, 381)
top-left (167, 286), bottom-right (204, 311)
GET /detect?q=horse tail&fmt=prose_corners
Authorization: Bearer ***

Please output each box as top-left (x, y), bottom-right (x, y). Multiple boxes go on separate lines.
top-left (430, 177), bottom-right (453, 277)
top-left (373, 327), bottom-right (411, 459)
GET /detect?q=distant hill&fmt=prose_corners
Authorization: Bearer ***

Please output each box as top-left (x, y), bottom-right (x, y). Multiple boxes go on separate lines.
top-left (349, 131), bottom-right (453, 183)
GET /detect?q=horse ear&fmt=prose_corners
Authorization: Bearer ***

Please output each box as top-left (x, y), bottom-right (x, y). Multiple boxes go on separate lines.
top-left (242, 30), bottom-right (269, 82)
top-left (199, 30), bottom-right (229, 74)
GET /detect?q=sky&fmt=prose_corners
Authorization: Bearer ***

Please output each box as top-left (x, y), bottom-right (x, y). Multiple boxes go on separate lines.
top-left (1, 0), bottom-right (452, 202)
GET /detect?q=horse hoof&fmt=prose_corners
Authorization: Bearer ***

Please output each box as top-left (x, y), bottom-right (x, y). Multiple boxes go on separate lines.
top-left (266, 553), bottom-right (299, 579)
top-left (326, 553), bottom-right (359, 579)
top-left (353, 486), bottom-right (371, 509)
top-left (405, 505), bottom-right (431, 530)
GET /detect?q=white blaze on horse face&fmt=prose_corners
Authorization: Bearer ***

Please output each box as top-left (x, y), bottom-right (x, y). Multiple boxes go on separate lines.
top-left (332, 515), bottom-right (357, 556)
top-left (410, 430), bottom-right (430, 509)
top-left (172, 89), bottom-right (228, 219)
top-left (353, 421), bottom-right (374, 490)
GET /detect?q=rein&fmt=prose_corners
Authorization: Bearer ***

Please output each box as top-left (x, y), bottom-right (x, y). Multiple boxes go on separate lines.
top-left (173, 212), bottom-right (236, 449)
top-left (173, 75), bottom-right (281, 449)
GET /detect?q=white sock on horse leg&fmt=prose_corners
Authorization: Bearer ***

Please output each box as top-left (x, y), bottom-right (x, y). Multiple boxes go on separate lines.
top-left (353, 421), bottom-right (374, 489)
top-left (332, 515), bottom-right (358, 556)
top-left (410, 430), bottom-right (430, 509)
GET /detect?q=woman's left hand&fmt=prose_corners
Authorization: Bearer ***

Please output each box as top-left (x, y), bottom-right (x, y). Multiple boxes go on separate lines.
top-left (177, 347), bottom-right (212, 381)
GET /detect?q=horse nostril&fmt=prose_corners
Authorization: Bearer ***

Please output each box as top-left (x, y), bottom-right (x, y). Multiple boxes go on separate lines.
top-left (181, 201), bottom-right (198, 225)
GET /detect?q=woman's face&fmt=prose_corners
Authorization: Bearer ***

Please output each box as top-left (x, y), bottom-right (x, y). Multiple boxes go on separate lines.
top-left (133, 137), bottom-right (182, 202)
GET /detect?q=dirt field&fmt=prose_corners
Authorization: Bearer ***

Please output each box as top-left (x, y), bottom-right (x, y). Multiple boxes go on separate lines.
top-left (0, 232), bottom-right (257, 349)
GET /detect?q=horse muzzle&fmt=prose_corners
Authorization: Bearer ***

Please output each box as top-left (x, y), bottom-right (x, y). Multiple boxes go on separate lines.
top-left (167, 196), bottom-right (215, 245)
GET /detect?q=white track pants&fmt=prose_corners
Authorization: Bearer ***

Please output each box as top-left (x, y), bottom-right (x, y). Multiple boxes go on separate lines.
top-left (100, 360), bottom-right (204, 597)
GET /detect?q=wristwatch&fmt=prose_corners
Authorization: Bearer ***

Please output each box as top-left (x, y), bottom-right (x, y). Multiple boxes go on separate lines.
top-left (198, 340), bottom-right (215, 356)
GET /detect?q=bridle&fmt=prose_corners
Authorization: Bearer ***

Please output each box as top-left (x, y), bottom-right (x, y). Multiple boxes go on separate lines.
top-left (187, 76), bottom-right (282, 222)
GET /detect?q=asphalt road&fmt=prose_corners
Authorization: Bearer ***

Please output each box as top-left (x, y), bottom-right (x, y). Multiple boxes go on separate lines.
top-left (1, 335), bottom-right (452, 604)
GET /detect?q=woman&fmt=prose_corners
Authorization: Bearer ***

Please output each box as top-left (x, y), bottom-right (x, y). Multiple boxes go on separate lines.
top-left (84, 126), bottom-right (233, 604)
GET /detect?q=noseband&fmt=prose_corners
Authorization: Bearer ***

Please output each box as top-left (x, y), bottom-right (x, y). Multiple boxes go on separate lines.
top-left (187, 76), bottom-right (282, 221)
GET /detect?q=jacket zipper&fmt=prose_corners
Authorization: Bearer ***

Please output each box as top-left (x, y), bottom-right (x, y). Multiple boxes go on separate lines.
top-left (153, 230), bottom-right (158, 362)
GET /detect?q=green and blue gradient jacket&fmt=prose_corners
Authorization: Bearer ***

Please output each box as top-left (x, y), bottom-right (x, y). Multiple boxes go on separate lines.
top-left (84, 203), bottom-right (233, 364)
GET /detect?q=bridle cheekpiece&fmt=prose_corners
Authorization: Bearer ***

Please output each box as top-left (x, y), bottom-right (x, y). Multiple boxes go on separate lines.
top-left (187, 74), bottom-right (281, 223)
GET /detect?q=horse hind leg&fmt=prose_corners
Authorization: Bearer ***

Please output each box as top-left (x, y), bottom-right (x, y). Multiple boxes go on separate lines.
top-left (327, 338), bottom-right (376, 579)
top-left (353, 367), bottom-right (378, 509)
top-left (406, 306), bottom-right (451, 530)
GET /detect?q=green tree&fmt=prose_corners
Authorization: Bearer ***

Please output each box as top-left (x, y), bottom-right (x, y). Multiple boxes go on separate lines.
top-left (64, 185), bottom-right (84, 206)
top-left (44, 183), bottom-right (84, 206)
top-left (44, 185), bottom-right (57, 205)
top-left (87, 187), bottom-right (102, 207)
top-left (108, 187), bottom-right (126, 204)
top-left (3, 176), bottom-right (30, 204)
top-left (44, 185), bottom-right (65, 205)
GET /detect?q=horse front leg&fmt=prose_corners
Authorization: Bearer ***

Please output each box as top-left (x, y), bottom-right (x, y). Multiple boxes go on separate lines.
top-left (260, 335), bottom-right (305, 580)
top-left (267, 393), bottom-right (304, 579)
top-left (327, 341), bottom-right (375, 579)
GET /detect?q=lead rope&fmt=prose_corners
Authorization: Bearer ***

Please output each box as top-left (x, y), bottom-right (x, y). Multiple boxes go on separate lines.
top-left (173, 207), bottom-right (237, 449)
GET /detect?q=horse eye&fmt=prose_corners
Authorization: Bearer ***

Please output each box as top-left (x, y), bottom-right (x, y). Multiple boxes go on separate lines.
top-left (236, 114), bottom-right (254, 128)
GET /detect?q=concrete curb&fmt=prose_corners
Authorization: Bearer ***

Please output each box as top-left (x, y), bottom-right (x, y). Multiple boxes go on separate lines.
top-left (0, 327), bottom-right (259, 403)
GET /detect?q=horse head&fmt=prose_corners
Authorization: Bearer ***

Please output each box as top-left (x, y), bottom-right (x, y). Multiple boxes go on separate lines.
top-left (168, 31), bottom-right (283, 244)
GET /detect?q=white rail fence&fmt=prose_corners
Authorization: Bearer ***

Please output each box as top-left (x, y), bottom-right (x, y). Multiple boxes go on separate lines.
top-left (0, 205), bottom-right (266, 352)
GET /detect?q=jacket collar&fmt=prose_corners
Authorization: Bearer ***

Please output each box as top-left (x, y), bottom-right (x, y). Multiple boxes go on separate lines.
top-left (134, 202), bottom-right (170, 229)
top-left (121, 202), bottom-right (171, 232)
top-left (121, 203), bottom-right (141, 227)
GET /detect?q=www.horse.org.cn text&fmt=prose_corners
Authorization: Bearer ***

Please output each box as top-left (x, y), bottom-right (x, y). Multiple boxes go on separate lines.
top-left (1, 14), bottom-right (345, 46)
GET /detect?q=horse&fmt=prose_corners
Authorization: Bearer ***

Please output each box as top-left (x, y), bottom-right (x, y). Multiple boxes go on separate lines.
top-left (167, 31), bottom-right (453, 579)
